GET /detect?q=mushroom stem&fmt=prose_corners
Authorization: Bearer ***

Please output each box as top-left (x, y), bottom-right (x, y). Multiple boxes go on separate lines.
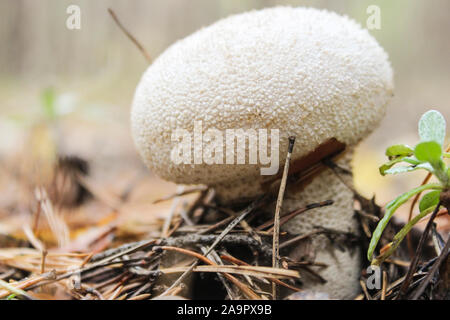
top-left (278, 147), bottom-right (360, 299)
top-left (214, 147), bottom-right (360, 299)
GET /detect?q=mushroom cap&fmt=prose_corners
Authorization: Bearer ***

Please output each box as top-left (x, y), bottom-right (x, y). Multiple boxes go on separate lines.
top-left (131, 6), bottom-right (394, 185)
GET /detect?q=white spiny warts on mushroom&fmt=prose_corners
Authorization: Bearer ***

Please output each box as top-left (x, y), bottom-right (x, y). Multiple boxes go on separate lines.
top-left (131, 7), bottom-right (394, 299)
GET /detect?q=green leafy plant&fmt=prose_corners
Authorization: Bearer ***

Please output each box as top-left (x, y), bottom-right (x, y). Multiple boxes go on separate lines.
top-left (368, 110), bottom-right (450, 265)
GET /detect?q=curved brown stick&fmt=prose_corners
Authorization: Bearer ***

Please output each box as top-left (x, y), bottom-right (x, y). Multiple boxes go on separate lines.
top-left (108, 8), bottom-right (152, 64)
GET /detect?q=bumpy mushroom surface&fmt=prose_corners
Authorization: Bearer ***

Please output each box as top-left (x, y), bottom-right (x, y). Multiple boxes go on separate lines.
top-left (131, 7), bottom-right (393, 299)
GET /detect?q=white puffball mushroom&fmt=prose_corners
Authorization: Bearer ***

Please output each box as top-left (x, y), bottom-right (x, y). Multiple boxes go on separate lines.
top-left (131, 6), bottom-right (394, 299)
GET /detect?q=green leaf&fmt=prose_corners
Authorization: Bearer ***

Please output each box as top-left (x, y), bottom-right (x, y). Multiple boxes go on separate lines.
top-left (418, 110), bottom-right (446, 146)
top-left (415, 141), bottom-right (449, 186)
top-left (372, 204), bottom-right (438, 265)
top-left (414, 141), bottom-right (442, 164)
top-left (379, 158), bottom-right (404, 175)
top-left (367, 183), bottom-right (443, 261)
top-left (379, 157), bottom-right (421, 176)
top-left (419, 190), bottom-right (441, 213)
top-left (41, 88), bottom-right (56, 120)
top-left (385, 144), bottom-right (414, 158)
top-left (383, 163), bottom-right (434, 175)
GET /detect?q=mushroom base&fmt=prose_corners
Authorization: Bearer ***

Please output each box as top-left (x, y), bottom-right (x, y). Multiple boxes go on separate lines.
top-left (214, 147), bottom-right (361, 299)
top-left (279, 150), bottom-right (360, 299)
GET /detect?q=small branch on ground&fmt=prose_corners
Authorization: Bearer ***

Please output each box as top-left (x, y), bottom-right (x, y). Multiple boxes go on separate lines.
top-left (108, 8), bottom-right (152, 63)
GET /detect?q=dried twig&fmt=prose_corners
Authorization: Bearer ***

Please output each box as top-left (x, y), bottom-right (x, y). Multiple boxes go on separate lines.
top-left (359, 279), bottom-right (372, 300)
top-left (159, 265), bottom-right (299, 279)
top-left (108, 8), bottom-right (151, 63)
top-left (153, 186), bottom-right (207, 204)
top-left (162, 186), bottom-right (184, 237)
top-left (208, 205), bottom-right (262, 244)
top-left (0, 271), bottom-right (56, 299)
top-left (258, 200), bottom-right (333, 232)
top-left (160, 246), bottom-right (262, 299)
top-left (272, 136), bottom-right (295, 300)
top-left (201, 247), bottom-right (237, 300)
top-left (220, 254), bottom-right (301, 293)
top-left (396, 201), bottom-right (442, 299)
top-left (35, 187), bottom-right (70, 248)
top-left (0, 279), bottom-right (36, 300)
top-left (159, 195), bottom-right (268, 297)
top-left (279, 230), bottom-right (323, 249)
top-left (411, 233), bottom-right (450, 299)
top-left (381, 270), bottom-right (388, 300)
top-left (198, 216), bottom-right (234, 235)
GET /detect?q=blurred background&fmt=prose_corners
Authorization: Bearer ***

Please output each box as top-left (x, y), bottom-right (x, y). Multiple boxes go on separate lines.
top-left (1, 0), bottom-right (449, 235)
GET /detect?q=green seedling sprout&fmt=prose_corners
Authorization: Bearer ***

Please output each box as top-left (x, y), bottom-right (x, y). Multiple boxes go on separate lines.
top-left (368, 110), bottom-right (449, 265)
